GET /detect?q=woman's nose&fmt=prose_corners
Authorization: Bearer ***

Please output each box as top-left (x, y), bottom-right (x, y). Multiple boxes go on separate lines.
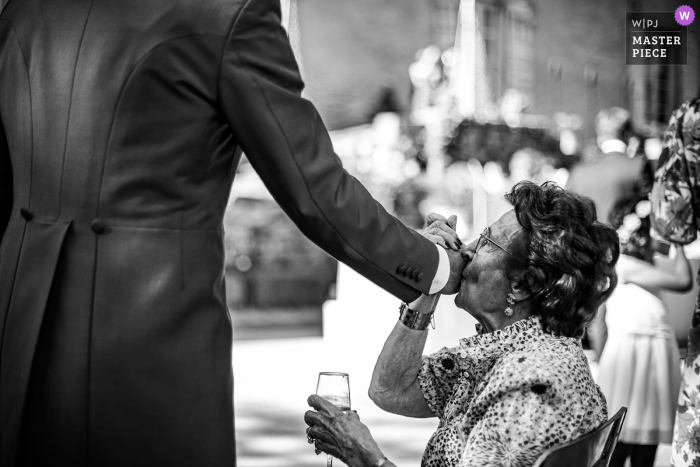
top-left (462, 239), bottom-right (477, 261)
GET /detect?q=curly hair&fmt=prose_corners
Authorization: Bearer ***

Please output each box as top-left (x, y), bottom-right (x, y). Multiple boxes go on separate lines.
top-left (503, 182), bottom-right (620, 338)
top-left (608, 196), bottom-right (653, 263)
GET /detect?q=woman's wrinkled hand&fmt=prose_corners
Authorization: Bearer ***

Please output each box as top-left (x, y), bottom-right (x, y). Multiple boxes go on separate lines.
top-left (421, 213), bottom-right (461, 251)
top-left (304, 395), bottom-right (385, 467)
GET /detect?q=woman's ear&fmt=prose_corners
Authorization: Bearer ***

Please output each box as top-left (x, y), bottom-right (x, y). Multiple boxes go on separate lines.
top-left (510, 280), bottom-right (531, 301)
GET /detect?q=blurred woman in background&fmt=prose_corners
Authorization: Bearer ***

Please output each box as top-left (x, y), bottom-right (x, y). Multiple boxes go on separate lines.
top-left (597, 195), bottom-right (691, 467)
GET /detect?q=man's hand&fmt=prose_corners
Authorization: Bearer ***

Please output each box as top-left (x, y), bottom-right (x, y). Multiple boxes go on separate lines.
top-left (441, 247), bottom-right (466, 294)
top-left (305, 395), bottom-right (385, 467)
top-left (421, 212), bottom-right (466, 294)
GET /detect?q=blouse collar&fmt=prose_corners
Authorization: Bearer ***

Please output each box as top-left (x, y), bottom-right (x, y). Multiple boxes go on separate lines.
top-left (462, 315), bottom-right (543, 348)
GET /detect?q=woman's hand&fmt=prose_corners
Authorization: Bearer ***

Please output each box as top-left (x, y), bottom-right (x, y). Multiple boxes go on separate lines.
top-left (421, 212), bottom-right (466, 294)
top-left (304, 395), bottom-right (385, 467)
top-left (421, 213), bottom-right (461, 251)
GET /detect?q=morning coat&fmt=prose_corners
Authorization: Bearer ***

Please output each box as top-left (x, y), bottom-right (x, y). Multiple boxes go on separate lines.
top-left (0, 0), bottom-right (441, 464)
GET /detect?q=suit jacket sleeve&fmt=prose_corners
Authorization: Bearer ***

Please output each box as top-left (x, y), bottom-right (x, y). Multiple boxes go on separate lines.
top-left (0, 116), bottom-right (11, 244)
top-left (217, 0), bottom-right (440, 302)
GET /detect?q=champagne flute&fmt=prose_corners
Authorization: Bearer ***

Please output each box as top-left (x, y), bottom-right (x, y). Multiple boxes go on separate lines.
top-left (316, 372), bottom-right (351, 467)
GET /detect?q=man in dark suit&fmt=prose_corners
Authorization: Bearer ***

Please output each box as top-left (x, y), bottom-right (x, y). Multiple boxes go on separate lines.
top-left (0, 0), bottom-right (463, 465)
top-left (566, 107), bottom-right (652, 360)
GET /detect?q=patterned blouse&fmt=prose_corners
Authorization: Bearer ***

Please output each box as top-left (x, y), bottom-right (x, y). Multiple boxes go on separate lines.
top-left (651, 98), bottom-right (700, 249)
top-left (418, 315), bottom-right (607, 467)
top-left (649, 98), bottom-right (700, 467)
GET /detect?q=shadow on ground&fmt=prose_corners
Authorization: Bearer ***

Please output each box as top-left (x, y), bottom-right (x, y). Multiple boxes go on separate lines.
top-left (235, 400), bottom-right (434, 467)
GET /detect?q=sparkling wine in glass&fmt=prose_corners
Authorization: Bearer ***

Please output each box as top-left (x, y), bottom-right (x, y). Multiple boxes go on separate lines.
top-left (316, 372), bottom-right (351, 466)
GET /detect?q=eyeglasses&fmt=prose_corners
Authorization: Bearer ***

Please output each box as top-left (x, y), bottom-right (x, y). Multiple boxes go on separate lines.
top-left (476, 227), bottom-right (512, 257)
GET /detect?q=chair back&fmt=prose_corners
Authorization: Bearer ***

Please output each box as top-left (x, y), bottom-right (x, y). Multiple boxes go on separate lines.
top-left (532, 407), bottom-right (627, 467)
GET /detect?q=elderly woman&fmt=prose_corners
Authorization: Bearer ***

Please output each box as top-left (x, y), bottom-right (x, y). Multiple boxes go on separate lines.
top-left (305, 181), bottom-right (619, 467)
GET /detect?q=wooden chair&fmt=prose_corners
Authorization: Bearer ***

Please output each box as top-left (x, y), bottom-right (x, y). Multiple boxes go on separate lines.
top-left (532, 407), bottom-right (627, 467)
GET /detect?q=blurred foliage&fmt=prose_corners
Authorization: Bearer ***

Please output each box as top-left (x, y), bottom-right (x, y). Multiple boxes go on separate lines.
top-left (444, 120), bottom-right (576, 171)
top-left (224, 197), bottom-right (337, 310)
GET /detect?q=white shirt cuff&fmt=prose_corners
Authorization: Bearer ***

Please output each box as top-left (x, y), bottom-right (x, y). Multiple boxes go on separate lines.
top-left (429, 245), bottom-right (450, 294)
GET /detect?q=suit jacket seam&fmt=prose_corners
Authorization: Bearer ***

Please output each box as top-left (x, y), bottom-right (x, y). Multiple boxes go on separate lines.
top-left (0, 18), bottom-right (33, 213)
top-left (224, 0), bottom-right (414, 288)
top-left (57, 0), bottom-right (94, 220)
top-left (98, 33), bottom-right (225, 221)
top-left (215, 10), bottom-right (252, 445)
top-left (0, 0), bottom-right (12, 17)
top-left (216, 0), bottom-right (256, 110)
top-left (0, 219), bottom-right (27, 393)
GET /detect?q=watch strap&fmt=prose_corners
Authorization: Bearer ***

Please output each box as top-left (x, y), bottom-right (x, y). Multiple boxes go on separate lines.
top-left (399, 302), bottom-right (434, 330)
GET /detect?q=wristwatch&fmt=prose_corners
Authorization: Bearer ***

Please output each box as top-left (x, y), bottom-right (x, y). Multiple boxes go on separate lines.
top-left (398, 302), bottom-right (435, 330)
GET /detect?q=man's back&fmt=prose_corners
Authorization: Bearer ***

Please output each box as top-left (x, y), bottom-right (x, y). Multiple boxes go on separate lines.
top-left (0, 1), bottom-right (443, 465)
top-left (0, 0), bottom-right (242, 229)
top-left (0, 3), bottom-right (250, 464)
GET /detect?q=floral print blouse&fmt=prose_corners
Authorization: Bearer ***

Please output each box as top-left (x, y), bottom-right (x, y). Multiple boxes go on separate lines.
top-left (651, 98), bottom-right (700, 248)
top-left (650, 98), bottom-right (700, 467)
top-left (418, 315), bottom-right (607, 467)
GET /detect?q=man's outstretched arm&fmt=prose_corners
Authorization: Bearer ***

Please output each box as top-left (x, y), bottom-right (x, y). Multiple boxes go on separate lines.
top-left (217, 0), bottom-right (458, 301)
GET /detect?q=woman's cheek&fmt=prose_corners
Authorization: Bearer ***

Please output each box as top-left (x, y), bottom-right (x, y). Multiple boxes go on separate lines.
top-left (467, 265), bottom-right (483, 286)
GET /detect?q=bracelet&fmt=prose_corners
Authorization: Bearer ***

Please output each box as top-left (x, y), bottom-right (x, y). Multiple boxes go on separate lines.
top-left (399, 302), bottom-right (435, 330)
top-left (373, 456), bottom-right (390, 467)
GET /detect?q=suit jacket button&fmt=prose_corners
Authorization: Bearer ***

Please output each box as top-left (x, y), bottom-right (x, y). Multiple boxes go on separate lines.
top-left (91, 219), bottom-right (107, 234)
top-left (397, 266), bottom-right (406, 275)
top-left (411, 270), bottom-right (419, 279)
top-left (416, 273), bottom-right (424, 282)
top-left (20, 208), bottom-right (33, 221)
top-left (405, 268), bottom-right (413, 277)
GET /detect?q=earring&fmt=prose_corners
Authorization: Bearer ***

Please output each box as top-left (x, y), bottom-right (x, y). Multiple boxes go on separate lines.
top-left (504, 293), bottom-right (516, 317)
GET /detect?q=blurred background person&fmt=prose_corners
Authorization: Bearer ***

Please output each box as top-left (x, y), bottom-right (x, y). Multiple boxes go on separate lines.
top-left (305, 182), bottom-right (619, 466)
top-left (597, 196), bottom-right (691, 467)
top-left (566, 107), bottom-right (654, 360)
top-left (650, 98), bottom-right (700, 467)
top-left (566, 107), bottom-right (652, 229)
top-left (507, 147), bottom-right (564, 186)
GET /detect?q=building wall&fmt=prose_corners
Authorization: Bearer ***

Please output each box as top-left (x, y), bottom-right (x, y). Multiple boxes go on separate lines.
top-left (529, 0), bottom-right (626, 135)
top-left (298, 0), bottom-right (430, 129)
top-left (628, 0), bottom-right (700, 132)
top-left (485, 0), bottom-right (700, 133)
top-left (297, 0), bottom-right (700, 132)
